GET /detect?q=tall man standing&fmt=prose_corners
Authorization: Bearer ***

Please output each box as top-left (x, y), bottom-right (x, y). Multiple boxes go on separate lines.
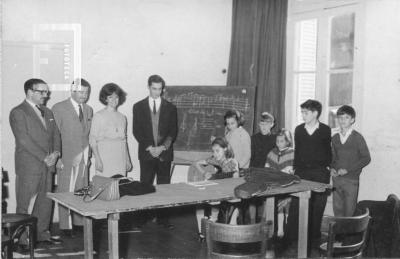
top-left (9, 78), bottom-right (62, 247)
top-left (132, 75), bottom-right (178, 229)
top-left (52, 78), bottom-right (93, 236)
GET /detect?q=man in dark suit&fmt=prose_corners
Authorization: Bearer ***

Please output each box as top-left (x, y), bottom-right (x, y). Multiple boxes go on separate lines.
top-left (132, 74), bottom-right (178, 229)
top-left (9, 78), bottom-right (62, 248)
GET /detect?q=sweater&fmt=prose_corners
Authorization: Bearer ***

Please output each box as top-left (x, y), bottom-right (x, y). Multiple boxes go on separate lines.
top-left (294, 122), bottom-right (332, 171)
top-left (331, 130), bottom-right (371, 180)
top-left (250, 132), bottom-right (276, 168)
top-left (225, 126), bottom-right (251, 169)
top-left (266, 147), bottom-right (294, 172)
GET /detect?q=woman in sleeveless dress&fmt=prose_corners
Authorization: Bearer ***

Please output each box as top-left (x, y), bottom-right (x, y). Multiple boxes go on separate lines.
top-left (90, 83), bottom-right (132, 177)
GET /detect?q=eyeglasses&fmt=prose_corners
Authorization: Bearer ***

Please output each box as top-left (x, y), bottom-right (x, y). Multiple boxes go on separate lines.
top-left (32, 89), bottom-right (49, 95)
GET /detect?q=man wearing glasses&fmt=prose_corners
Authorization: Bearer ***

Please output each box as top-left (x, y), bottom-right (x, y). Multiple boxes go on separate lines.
top-left (9, 78), bottom-right (62, 250)
top-left (52, 78), bottom-right (93, 237)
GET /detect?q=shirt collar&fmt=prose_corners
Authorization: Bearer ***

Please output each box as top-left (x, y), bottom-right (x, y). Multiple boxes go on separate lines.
top-left (70, 97), bottom-right (80, 107)
top-left (340, 127), bottom-right (353, 138)
top-left (149, 96), bottom-right (161, 103)
top-left (26, 98), bottom-right (38, 108)
top-left (304, 121), bottom-right (319, 131)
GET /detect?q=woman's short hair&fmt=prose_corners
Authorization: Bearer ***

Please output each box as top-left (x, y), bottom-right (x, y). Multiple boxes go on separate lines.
top-left (99, 83), bottom-right (127, 106)
top-left (211, 137), bottom-right (234, 159)
top-left (223, 110), bottom-right (245, 126)
top-left (277, 128), bottom-right (293, 147)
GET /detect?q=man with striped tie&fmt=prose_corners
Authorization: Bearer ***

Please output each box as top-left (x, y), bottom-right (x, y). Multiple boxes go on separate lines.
top-left (9, 78), bottom-right (62, 249)
top-left (52, 78), bottom-right (93, 237)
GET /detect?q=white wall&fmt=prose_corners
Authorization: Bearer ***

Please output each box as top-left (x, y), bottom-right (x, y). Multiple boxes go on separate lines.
top-left (358, 0), bottom-right (400, 200)
top-left (1, 0), bottom-right (232, 213)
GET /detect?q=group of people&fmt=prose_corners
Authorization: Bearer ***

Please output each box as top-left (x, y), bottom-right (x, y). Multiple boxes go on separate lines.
top-left (188, 99), bottom-right (371, 247)
top-left (9, 75), bottom-right (177, 251)
top-left (9, 74), bottom-right (371, 252)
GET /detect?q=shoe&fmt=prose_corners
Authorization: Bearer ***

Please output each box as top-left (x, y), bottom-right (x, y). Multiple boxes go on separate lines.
top-left (16, 244), bottom-right (30, 254)
top-left (37, 237), bottom-right (63, 246)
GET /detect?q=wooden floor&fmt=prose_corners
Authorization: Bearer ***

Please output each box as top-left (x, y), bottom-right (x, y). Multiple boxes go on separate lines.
top-left (12, 205), bottom-right (315, 258)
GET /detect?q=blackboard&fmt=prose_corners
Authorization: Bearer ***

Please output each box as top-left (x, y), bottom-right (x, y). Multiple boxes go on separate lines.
top-left (164, 86), bottom-right (255, 152)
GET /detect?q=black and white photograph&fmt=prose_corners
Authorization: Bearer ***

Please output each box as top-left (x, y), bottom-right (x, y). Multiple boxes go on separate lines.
top-left (1, 0), bottom-right (400, 258)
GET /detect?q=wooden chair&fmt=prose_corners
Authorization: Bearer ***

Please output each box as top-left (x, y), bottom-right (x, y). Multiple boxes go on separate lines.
top-left (2, 214), bottom-right (37, 259)
top-left (203, 218), bottom-right (269, 258)
top-left (2, 234), bottom-right (13, 259)
top-left (319, 208), bottom-right (370, 258)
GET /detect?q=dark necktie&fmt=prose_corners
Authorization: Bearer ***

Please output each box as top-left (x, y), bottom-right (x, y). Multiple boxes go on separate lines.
top-left (153, 100), bottom-right (156, 114)
top-left (79, 104), bottom-right (84, 122)
top-left (36, 105), bottom-right (44, 117)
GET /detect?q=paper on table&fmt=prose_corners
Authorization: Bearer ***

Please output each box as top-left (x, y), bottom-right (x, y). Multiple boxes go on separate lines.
top-left (187, 180), bottom-right (218, 187)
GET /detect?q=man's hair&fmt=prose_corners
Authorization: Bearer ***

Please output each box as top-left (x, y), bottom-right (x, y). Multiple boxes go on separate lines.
top-left (148, 75), bottom-right (165, 89)
top-left (24, 78), bottom-right (47, 94)
top-left (224, 110), bottom-right (245, 126)
top-left (99, 83), bottom-right (127, 106)
top-left (211, 137), bottom-right (234, 159)
top-left (260, 112), bottom-right (275, 123)
top-left (300, 99), bottom-right (322, 118)
top-left (71, 78), bottom-right (91, 90)
top-left (337, 105), bottom-right (356, 118)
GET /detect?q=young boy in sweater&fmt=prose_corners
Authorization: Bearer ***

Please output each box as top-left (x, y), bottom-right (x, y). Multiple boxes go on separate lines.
top-left (331, 105), bottom-right (371, 217)
top-left (250, 112), bottom-right (276, 168)
top-left (285, 99), bottom-right (332, 246)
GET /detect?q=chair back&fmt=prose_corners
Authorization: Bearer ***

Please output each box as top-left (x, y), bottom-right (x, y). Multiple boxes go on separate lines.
top-left (320, 208), bottom-right (370, 258)
top-left (203, 219), bottom-right (268, 258)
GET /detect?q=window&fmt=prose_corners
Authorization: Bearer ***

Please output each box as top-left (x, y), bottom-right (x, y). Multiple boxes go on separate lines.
top-left (286, 2), bottom-right (359, 130)
top-left (328, 13), bottom-right (355, 128)
top-left (294, 19), bottom-right (318, 124)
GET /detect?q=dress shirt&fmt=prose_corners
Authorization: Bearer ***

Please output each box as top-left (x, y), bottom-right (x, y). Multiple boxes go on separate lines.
top-left (70, 98), bottom-right (82, 117)
top-left (339, 127), bottom-right (353, 144)
top-left (304, 121), bottom-right (320, 135)
top-left (148, 97), bottom-right (161, 113)
top-left (26, 99), bottom-right (46, 125)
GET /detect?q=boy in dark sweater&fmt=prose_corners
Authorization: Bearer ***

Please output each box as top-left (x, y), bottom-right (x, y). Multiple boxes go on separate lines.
top-left (331, 105), bottom-right (370, 217)
top-left (285, 99), bottom-right (332, 247)
top-left (250, 112), bottom-right (276, 168)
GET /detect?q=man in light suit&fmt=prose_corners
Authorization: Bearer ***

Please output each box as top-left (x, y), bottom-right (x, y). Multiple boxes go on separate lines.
top-left (9, 78), bottom-right (62, 248)
top-left (52, 78), bottom-right (93, 236)
top-left (132, 75), bottom-right (178, 229)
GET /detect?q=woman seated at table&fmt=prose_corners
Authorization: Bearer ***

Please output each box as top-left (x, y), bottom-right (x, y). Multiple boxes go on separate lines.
top-left (187, 137), bottom-right (239, 242)
top-left (90, 83), bottom-right (132, 177)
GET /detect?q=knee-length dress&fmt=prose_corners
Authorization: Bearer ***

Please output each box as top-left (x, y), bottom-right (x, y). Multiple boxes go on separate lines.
top-left (90, 109), bottom-right (128, 177)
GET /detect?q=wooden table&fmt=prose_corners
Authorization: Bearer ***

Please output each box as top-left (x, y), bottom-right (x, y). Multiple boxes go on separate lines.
top-left (48, 178), bottom-right (329, 259)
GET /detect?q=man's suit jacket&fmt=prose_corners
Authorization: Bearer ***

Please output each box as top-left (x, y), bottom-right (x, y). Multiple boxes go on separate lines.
top-left (132, 97), bottom-right (178, 161)
top-left (9, 100), bottom-right (61, 176)
top-left (52, 98), bottom-right (93, 167)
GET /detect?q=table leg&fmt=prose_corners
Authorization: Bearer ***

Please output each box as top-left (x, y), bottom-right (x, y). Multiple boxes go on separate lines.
top-left (297, 191), bottom-right (311, 258)
top-left (108, 213), bottom-right (120, 259)
top-left (83, 217), bottom-right (93, 259)
top-left (263, 197), bottom-right (275, 227)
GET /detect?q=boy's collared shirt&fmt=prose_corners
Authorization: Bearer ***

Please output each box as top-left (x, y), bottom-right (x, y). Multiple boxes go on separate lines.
top-left (339, 128), bottom-right (353, 144)
top-left (304, 121), bottom-right (319, 135)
